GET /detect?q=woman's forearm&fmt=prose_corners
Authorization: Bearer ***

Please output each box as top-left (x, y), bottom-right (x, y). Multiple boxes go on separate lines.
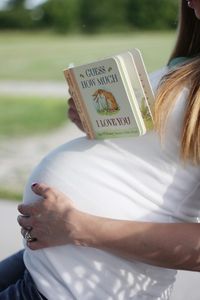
top-left (74, 210), bottom-right (200, 272)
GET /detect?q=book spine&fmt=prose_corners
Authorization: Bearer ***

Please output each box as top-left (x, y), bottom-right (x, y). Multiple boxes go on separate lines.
top-left (64, 69), bottom-right (95, 139)
top-left (130, 49), bottom-right (154, 119)
top-left (137, 71), bottom-right (154, 119)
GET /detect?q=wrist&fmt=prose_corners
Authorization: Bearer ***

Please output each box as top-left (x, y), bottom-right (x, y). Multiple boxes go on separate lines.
top-left (68, 209), bottom-right (105, 247)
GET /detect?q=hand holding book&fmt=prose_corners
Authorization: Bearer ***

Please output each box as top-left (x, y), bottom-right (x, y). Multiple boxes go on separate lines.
top-left (64, 49), bottom-right (154, 139)
top-left (68, 97), bottom-right (84, 132)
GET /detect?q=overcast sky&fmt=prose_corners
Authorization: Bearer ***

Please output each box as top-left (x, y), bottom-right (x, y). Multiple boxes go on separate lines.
top-left (0, 0), bottom-right (47, 9)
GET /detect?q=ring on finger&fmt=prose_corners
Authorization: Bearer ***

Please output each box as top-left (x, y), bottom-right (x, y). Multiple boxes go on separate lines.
top-left (24, 229), bottom-right (36, 242)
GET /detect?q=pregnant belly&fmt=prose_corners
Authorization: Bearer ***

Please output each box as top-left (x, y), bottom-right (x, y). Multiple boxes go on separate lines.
top-left (23, 137), bottom-right (176, 300)
top-left (23, 137), bottom-right (154, 220)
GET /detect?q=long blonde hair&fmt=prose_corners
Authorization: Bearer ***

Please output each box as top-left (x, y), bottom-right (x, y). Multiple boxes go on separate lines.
top-left (154, 0), bottom-right (200, 164)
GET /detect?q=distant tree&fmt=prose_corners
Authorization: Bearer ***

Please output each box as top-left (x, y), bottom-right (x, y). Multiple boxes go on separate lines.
top-left (38, 0), bottom-right (80, 33)
top-left (79, 0), bottom-right (129, 33)
top-left (126, 0), bottom-right (178, 30)
top-left (7, 0), bottom-right (25, 8)
top-left (0, 0), bottom-right (33, 29)
top-left (0, 0), bottom-right (178, 32)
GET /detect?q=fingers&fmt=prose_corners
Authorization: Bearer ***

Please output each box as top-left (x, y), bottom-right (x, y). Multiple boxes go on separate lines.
top-left (68, 101), bottom-right (78, 120)
top-left (27, 240), bottom-right (46, 251)
top-left (68, 109), bottom-right (84, 131)
top-left (18, 182), bottom-right (49, 215)
top-left (20, 218), bottom-right (44, 249)
top-left (31, 182), bottom-right (51, 198)
top-left (21, 227), bottom-right (45, 250)
top-left (21, 227), bottom-right (31, 238)
top-left (18, 182), bottom-right (74, 250)
top-left (21, 227), bottom-right (36, 241)
top-left (68, 98), bottom-right (84, 131)
top-left (18, 215), bottom-right (33, 228)
top-left (68, 97), bottom-right (75, 107)
top-left (21, 226), bottom-right (49, 250)
top-left (18, 182), bottom-right (57, 220)
top-left (18, 203), bottom-right (32, 216)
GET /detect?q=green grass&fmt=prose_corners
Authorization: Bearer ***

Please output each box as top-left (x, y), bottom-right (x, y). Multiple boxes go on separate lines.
top-left (0, 31), bottom-right (176, 81)
top-left (0, 95), bottom-right (68, 137)
top-left (0, 95), bottom-right (68, 200)
top-left (0, 188), bottom-right (22, 201)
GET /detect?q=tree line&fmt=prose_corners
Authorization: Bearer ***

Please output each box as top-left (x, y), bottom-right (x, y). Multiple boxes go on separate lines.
top-left (0, 0), bottom-right (179, 33)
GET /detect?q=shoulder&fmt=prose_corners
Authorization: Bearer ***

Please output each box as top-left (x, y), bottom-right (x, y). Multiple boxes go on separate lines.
top-left (148, 67), bottom-right (169, 92)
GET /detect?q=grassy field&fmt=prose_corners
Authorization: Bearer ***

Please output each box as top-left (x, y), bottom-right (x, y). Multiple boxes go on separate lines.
top-left (0, 189), bottom-right (22, 201)
top-left (0, 31), bottom-right (176, 81)
top-left (0, 31), bottom-right (176, 137)
top-left (0, 94), bottom-right (68, 200)
top-left (0, 95), bottom-right (67, 138)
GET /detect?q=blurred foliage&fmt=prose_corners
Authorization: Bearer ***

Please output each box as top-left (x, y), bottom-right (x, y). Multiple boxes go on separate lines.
top-left (0, 0), bottom-right (32, 29)
top-left (37, 0), bottom-right (80, 33)
top-left (79, 0), bottom-right (129, 33)
top-left (0, 0), bottom-right (179, 33)
top-left (126, 0), bottom-right (178, 30)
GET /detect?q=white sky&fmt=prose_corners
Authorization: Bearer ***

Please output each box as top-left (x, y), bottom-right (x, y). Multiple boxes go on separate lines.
top-left (0, 0), bottom-right (9, 9)
top-left (0, 0), bottom-right (47, 9)
top-left (26, 0), bottom-right (47, 9)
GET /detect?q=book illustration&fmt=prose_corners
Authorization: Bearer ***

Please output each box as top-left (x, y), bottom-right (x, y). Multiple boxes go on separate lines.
top-left (92, 89), bottom-right (120, 115)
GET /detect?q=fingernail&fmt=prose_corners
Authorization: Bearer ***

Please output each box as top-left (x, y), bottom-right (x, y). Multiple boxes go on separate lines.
top-left (31, 183), bottom-right (38, 188)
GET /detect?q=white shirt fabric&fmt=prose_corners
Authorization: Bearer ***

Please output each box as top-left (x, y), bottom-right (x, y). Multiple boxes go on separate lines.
top-left (23, 68), bottom-right (200, 300)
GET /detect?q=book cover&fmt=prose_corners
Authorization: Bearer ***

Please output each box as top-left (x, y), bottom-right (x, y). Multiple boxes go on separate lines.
top-left (64, 49), bottom-right (154, 139)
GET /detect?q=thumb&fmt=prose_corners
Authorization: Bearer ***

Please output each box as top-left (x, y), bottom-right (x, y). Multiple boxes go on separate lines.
top-left (31, 182), bottom-right (50, 197)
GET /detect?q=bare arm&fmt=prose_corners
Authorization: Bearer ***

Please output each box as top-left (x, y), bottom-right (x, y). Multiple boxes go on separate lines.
top-left (74, 212), bottom-right (200, 272)
top-left (18, 183), bottom-right (200, 272)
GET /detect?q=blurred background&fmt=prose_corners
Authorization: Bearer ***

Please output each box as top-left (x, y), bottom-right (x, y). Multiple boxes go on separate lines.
top-left (0, 2), bottom-right (200, 299)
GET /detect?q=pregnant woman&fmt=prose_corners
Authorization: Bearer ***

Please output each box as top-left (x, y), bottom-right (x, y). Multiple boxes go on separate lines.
top-left (1, 0), bottom-right (200, 299)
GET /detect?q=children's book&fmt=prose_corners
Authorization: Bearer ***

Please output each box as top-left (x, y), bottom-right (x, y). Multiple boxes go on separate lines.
top-left (64, 48), bottom-right (154, 139)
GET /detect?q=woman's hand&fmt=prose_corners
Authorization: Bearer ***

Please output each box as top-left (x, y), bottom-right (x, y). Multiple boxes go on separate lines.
top-left (68, 97), bottom-right (84, 132)
top-left (17, 183), bottom-right (85, 250)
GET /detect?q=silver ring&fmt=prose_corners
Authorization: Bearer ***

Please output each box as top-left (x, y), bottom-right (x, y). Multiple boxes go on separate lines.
top-left (24, 230), bottom-right (34, 242)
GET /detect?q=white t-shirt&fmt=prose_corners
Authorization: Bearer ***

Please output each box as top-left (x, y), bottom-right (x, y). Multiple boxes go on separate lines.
top-left (23, 68), bottom-right (200, 300)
